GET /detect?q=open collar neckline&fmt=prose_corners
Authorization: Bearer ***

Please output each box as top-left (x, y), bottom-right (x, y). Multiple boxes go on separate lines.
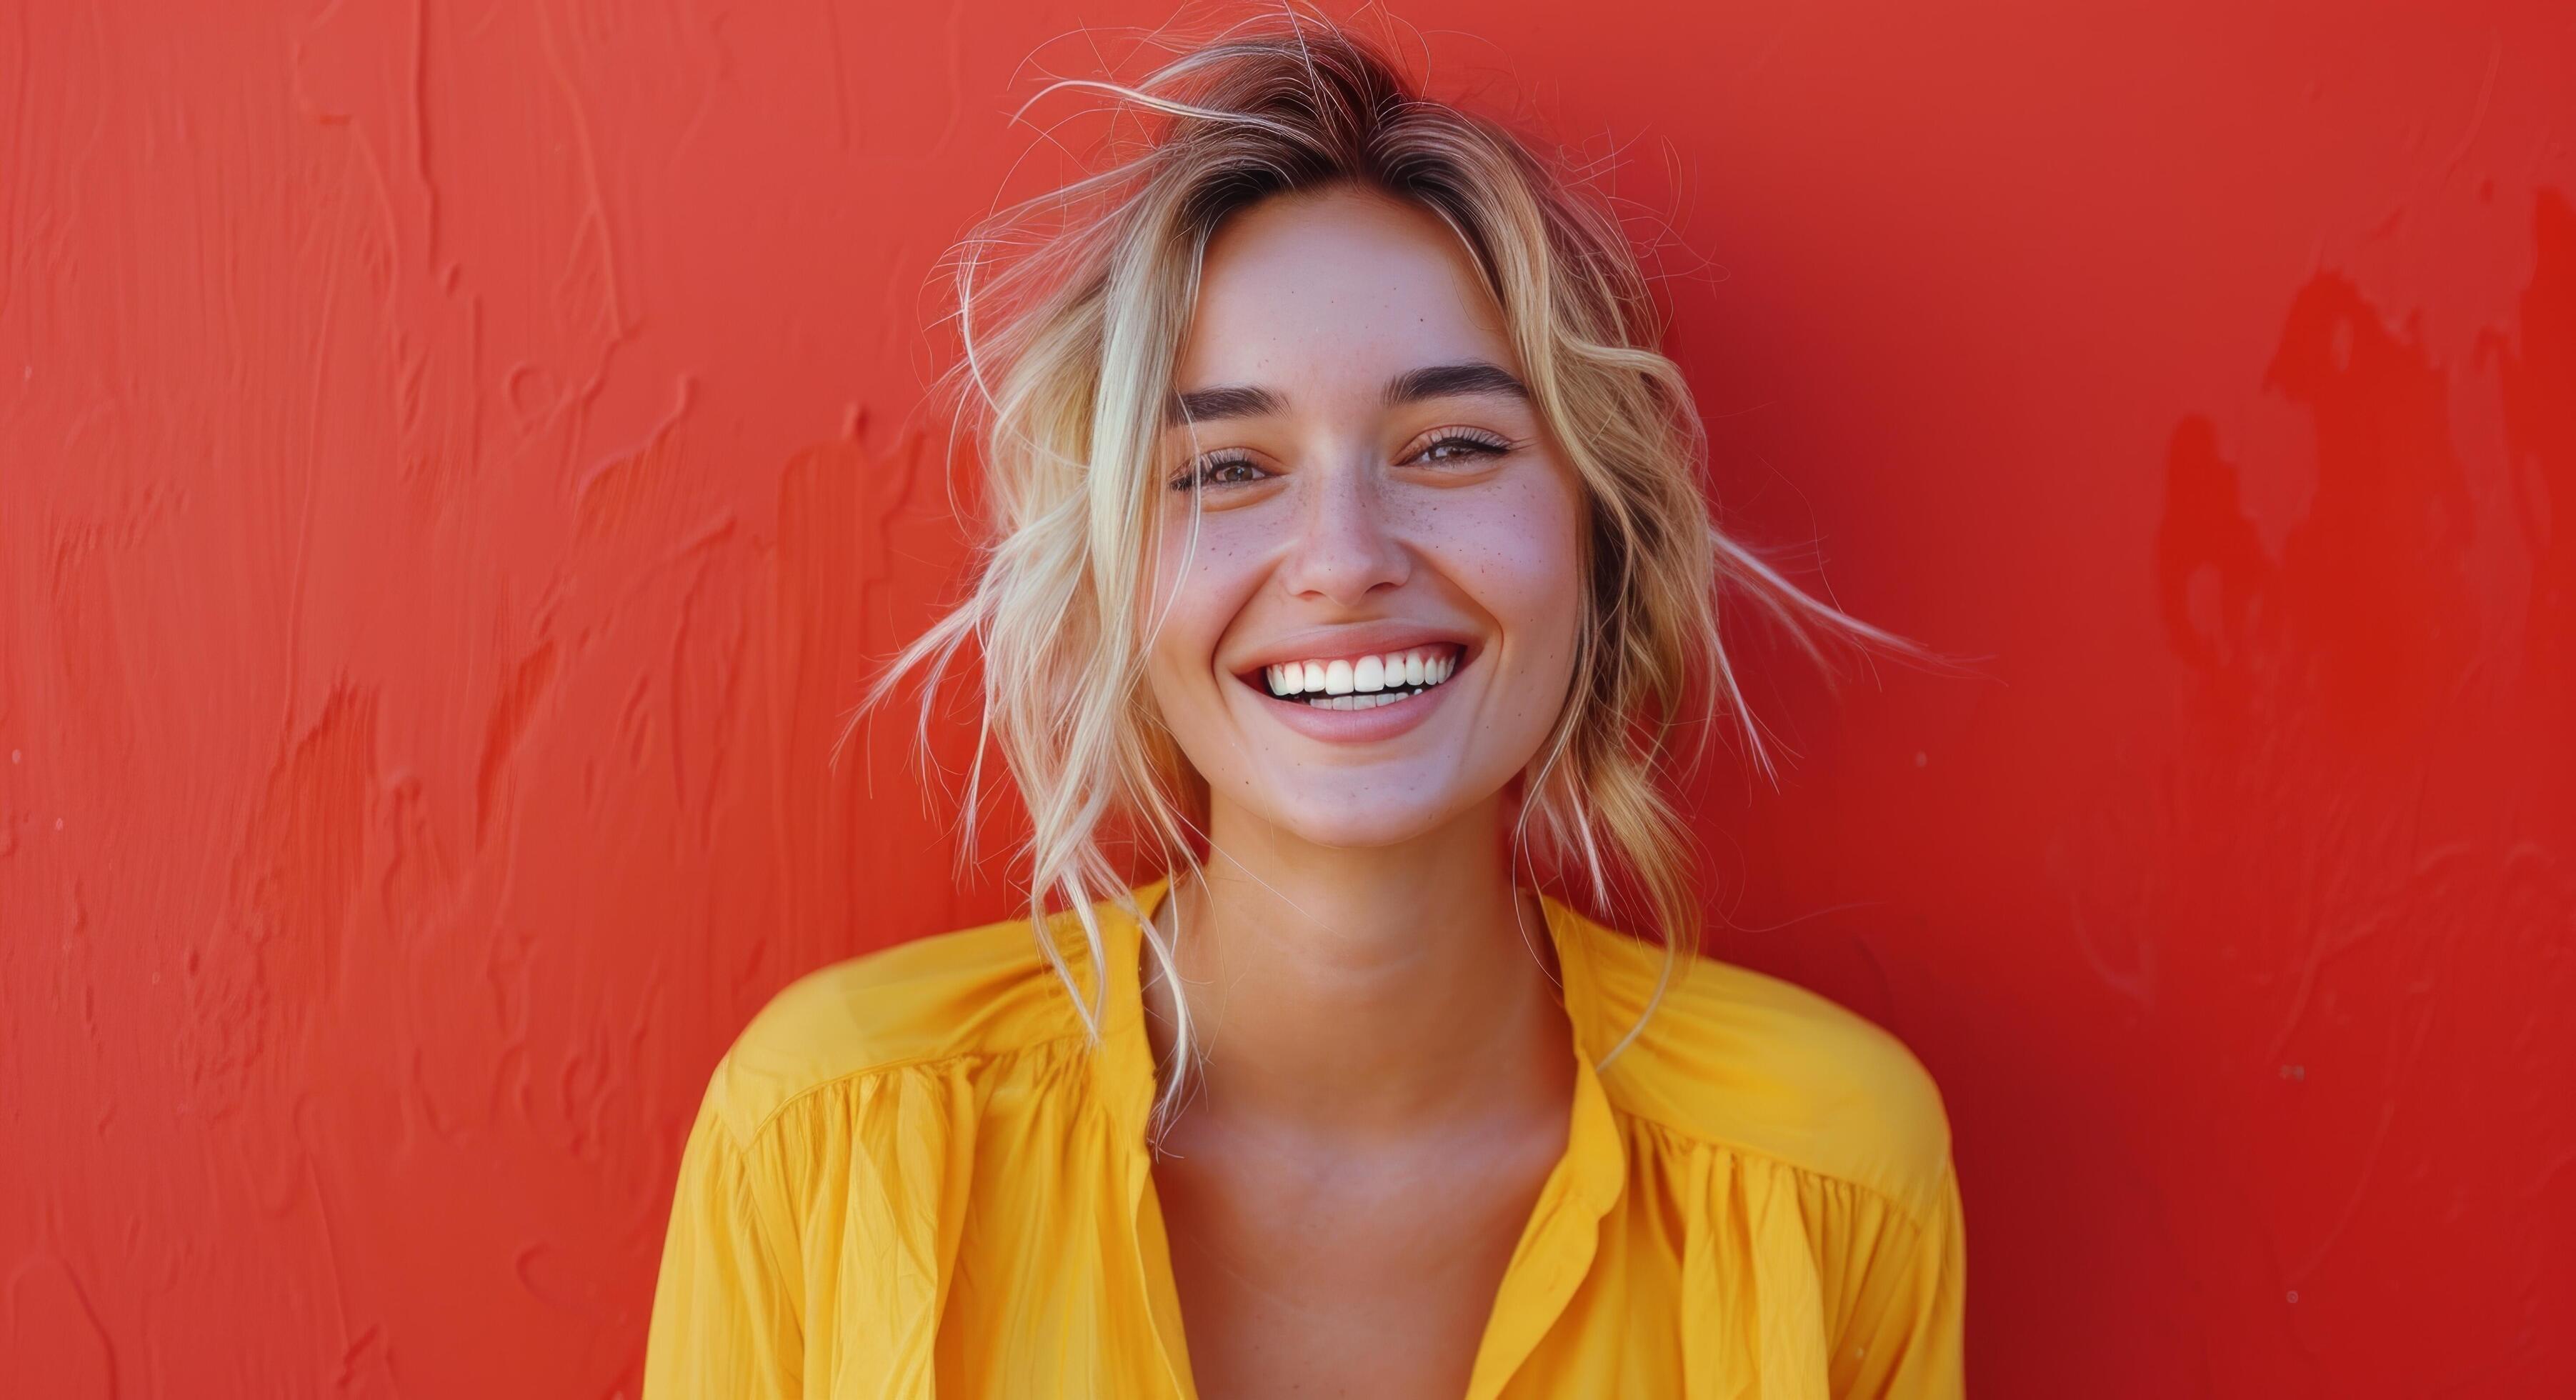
top-left (1086, 872), bottom-right (1632, 1400)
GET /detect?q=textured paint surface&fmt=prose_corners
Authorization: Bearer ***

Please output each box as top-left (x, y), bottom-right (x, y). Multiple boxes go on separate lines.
top-left (3, 1), bottom-right (2571, 1395)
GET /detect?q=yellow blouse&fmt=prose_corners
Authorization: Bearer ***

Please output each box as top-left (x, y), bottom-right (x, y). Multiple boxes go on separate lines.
top-left (643, 876), bottom-right (1966, 1398)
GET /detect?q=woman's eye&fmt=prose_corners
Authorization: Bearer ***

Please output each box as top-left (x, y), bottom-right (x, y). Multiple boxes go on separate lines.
top-left (1169, 434), bottom-right (1509, 491)
top-left (1169, 454), bottom-right (1270, 491)
top-left (1410, 431), bottom-right (1512, 466)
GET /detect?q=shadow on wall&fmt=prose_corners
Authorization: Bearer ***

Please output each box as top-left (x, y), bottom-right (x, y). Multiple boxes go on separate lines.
top-left (2159, 188), bottom-right (2575, 750)
top-left (2078, 187), bottom-right (2576, 1394)
top-left (2483, 190), bottom-right (2576, 719)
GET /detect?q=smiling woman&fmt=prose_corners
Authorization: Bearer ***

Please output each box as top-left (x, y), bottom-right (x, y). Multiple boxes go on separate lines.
top-left (1142, 188), bottom-right (1587, 804)
top-left (643, 9), bottom-right (1965, 1399)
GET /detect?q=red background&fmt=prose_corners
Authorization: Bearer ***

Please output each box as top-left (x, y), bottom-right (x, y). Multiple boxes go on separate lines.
top-left (6, 1), bottom-right (2572, 1395)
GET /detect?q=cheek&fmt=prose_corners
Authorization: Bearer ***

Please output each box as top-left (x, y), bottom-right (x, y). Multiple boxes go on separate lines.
top-left (1409, 471), bottom-right (1587, 664)
top-left (1142, 509), bottom-right (1272, 696)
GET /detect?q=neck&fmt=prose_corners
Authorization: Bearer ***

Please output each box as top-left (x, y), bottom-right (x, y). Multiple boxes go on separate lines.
top-left (1139, 792), bottom-right (1574, 1143)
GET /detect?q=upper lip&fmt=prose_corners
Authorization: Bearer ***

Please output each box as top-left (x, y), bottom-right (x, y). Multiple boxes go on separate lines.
top-left (1228, 621), bottom-right (1479, 681)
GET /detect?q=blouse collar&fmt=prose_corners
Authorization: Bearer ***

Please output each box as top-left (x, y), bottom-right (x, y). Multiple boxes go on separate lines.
top-left (1086, 874), bottom-right (1631, 1400)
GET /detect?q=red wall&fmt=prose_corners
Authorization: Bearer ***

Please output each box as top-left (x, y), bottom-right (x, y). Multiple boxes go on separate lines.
top-left (5, 2), bottom-right (2571, 1395)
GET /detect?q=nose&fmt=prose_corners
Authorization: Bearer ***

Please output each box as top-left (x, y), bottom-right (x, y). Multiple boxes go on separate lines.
top-left (1276, 457), bottom-right (1409, 604)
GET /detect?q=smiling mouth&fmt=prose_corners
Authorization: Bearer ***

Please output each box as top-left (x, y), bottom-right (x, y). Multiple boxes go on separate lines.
top-left (1242, 643), bottom-right (1465, 711)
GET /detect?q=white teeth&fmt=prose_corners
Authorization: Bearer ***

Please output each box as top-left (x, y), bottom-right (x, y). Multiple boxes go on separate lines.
top-left (1258, 646), bottom-right (1466, 701)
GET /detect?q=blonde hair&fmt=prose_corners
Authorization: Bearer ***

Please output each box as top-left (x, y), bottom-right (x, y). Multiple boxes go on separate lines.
top-left (847, 6), bottom-right (1949, 1138)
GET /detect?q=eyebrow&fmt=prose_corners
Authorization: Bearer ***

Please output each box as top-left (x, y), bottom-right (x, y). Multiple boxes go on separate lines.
top-left (1167, 384), bottom-right (1282, 426)
top-left (1382, 361), bottom-right (1529, 407)
top-left (1164, 360), bottom-right (1529, 427)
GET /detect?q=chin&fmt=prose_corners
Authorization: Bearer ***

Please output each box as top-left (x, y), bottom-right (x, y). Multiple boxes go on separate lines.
top-left (1249, 787), bottom-right (1487, 850)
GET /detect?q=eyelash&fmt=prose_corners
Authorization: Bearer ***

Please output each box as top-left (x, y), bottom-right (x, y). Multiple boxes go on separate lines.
top-left (1166, 429), bottom-right (1514, 492)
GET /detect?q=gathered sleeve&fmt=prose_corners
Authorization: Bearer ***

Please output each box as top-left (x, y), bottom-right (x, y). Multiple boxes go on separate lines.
top-left (1827, 1156), bottom-right (1967, 1399)
top-left (641, 1081), bottom-right (803, 1400)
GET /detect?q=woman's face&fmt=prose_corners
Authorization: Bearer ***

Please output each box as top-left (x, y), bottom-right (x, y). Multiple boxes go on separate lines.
top-left (1139, 184), bottom-right (1587, 849)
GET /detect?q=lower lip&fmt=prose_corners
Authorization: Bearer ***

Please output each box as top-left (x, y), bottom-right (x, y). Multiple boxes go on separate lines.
top-left (1237, 658), bottom-right (1468, 744)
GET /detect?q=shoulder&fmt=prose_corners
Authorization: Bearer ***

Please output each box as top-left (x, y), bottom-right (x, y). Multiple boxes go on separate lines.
top-left (696, 904), bottom-right (1099, 1146)
top-left (1566, 908), bottom-right (1955, 1227)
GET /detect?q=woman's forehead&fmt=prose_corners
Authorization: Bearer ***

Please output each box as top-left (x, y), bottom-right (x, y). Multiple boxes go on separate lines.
top-left (1177, 186), bottom-right (1517, 399)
